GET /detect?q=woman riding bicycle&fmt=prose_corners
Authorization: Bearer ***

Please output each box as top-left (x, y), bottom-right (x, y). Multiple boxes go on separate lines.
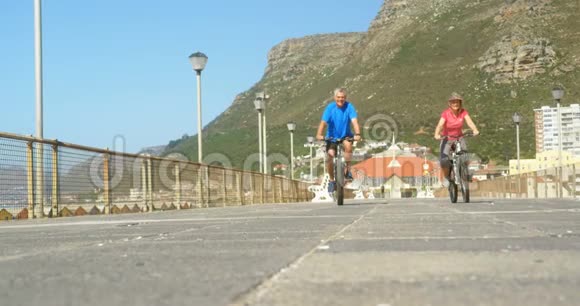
top-left (434, 92), bottom-right (479, 186)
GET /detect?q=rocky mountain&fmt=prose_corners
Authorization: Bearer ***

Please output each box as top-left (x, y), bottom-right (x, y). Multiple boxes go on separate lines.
top-left (165, 0), bottom-right (580, 170)
top-left (138, 145), bottom-right (167, 157)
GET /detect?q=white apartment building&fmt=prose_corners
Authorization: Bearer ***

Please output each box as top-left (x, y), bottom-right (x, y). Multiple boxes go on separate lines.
top-left (534, 103), bottom-right (580, 157)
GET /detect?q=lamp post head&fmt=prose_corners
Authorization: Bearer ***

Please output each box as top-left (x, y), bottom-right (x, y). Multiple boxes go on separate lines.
top-left (254, 98), bottom-right (264, 111)
top-left (287, 122), bottom-right (296, 132)
top-left (256, 92), bottom-right (266, 100)
top-left (551, 86), bottom-right (564, 101)
top-left (512, 112), bottom-right (521, 125)
top-left (307, 136), bottom-right (314, 144)
top-left (188, 52), bottom-right (208, 72)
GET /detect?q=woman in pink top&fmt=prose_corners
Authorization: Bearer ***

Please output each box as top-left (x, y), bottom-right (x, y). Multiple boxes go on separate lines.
top-left (434, 92), bottom-right (480, 183)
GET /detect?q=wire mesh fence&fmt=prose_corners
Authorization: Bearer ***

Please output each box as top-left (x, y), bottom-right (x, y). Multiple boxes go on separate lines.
top-left (0, 132), bottom-right (311, 221)
top-left (0, 138), bottom-right (29, 220)
top-left (470, 163), bottom-right (579, 199)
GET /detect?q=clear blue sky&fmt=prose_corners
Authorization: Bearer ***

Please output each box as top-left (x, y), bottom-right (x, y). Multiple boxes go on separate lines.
top-left (1, 0), bottom-right (383, 153)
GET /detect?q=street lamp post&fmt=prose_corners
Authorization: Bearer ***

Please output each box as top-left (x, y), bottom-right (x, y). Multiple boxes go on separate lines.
top-left (512, 112), bottom-right (522, 174)
top-left (34, 0), bottom-right (44, 218)
top-left (254, 98), bottom-right (265, 173)
top-left (422, 149), bottom-right (429, 192)
top-left (387, 140), bottom-right (401, 198)
top-left (35, 0), bottom-right (43, 141)
top-left (287, 122), bottom-right (296, 179)
top-left (256, 92), bottom-right (269, 174)
top-left (307, 136), bottom-right (314, 181)
top-left (188, 52), bottom-right (208, 163)
top-left (552, 87), bottom-right (564, 198)
top-left (512, 112), bottom-right (522, 196)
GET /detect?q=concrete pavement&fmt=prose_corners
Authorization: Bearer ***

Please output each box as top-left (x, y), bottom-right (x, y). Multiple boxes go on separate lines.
top-left (1, 198), bottom-right (579, 306)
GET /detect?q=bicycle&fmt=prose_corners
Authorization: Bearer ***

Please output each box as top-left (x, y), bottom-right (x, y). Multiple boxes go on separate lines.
top-left (442, 133), bottom-right (474, 203)
top-left (325, 137), bottom-right (355, 206)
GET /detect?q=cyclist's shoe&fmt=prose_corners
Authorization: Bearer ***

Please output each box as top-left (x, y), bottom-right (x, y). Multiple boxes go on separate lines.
top-left (442, 176), bottom-right (450, 188)
top-left (328, 181), bottom-right (336, 193)
top-left (345, 169), bottom-right (353, 180)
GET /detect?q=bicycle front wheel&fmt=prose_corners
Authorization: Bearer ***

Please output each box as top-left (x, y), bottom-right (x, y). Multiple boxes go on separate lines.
top-left (459, 162), bottom-right (470, 203)
top-left (336, 157), bottom-right (344, 206)
top-left (449, 181), bottom-right (458, 203)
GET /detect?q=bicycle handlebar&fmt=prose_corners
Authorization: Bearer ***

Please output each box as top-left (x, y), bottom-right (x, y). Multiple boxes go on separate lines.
top-left (440, 132), bottom-right (477, 140)
top-left (324, 136), bottom-right (355, 143)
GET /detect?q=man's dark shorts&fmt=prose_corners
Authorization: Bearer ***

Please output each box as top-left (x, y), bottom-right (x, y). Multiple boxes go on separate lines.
top-left (325, 139), bottom-right (353, 153)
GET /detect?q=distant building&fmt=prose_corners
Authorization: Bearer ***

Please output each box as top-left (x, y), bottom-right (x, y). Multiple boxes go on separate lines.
top-left (534, 104), bottom-right (580, 157)
top-left (404, 143), bottom-right (432, 155)
top-left (364, 141), bottom-right (387, 150)
top-left (352, 156), bottom-right (439, 187)
top-left (273, 164), bottom-right (287, 172)
top-left (472, 168), bottom-right (508, 181)
top-left (509, 150), bottom-right (580, 175)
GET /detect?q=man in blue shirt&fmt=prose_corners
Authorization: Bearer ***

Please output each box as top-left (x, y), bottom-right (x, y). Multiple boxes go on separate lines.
top-left (316, 88), bottom-right (361, 192)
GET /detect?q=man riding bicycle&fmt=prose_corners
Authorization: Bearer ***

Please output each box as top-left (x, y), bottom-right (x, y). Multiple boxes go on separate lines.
top-left (316, 88), bottom-right (361, 192)
top-left (434, 92), bottom-right (480, 187)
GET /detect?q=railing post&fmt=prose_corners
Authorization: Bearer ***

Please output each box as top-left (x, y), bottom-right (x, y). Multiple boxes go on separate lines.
top-left (206, 167), bottom-right (211, 207)
top-left (197, 165), bottom-right (203, 208)
top-left (517, 173), bottom-right (523, 199)
top-left (279, 178), bottom-right (283, 203)
top-left (295, 181), bottom-right (298, 202)
top-left (103, 150), bottom-right (111, 215)
top-left (544, 171), bottom-right (548, 199)
top-left (261, 175), bottom-right (265, 204)
top-left (26, 142), bottom-right (35, 219)
top-left (264, 176), bottom-right (269, 204)
top-left (533, 171), bottom-right (540, 199)
top-left (141, 160), bottom-right (148, 212)
top-left (294, 181), bottom-right (300, 202)
top-left (573, 164), bottom-right (577, 200)
top-left (270, 177), bottom-right (274, 203)
top-left (147, 157), bottom-right (153, 211)
top-left (223, 168), bottom-right (227, 207)
top-left (35, 142), bottom-right (44, 218)
top-left (510, 176), bottom-right (514, 199)
top-left (273, 178), bottom-right (278, 203)
top-left (250, 174), bottom-right (254, 205)
top-left (295, 182), bottom-right (299, 202)
top-left (558, 167), bottom-right (564, 199)
top-left (175, 163), bottom-right (181, 210)
top-left (238, 171), bottom-right (243, 206)
top-left (552, 169), bottom-right (556, 198)
top-left (51, 143), bottom-right (58, 217)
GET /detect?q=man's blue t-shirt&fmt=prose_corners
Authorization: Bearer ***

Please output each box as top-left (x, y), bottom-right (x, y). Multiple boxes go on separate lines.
top-left (321, 101), bottom-right (357, 139)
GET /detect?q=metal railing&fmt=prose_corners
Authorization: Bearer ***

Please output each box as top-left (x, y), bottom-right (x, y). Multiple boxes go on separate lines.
top-left (470, 163), bottom-right (579, 199)
top-left (0, 132), bottom-right (311, 221)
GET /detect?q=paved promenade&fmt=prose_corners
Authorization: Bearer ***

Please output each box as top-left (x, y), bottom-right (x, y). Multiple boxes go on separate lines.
top-left (1, 198), bottom-right (579, 306)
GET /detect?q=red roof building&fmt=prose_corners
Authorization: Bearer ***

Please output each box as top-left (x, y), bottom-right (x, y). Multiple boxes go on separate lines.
top-left (353, 156), bottom-right (438, 178)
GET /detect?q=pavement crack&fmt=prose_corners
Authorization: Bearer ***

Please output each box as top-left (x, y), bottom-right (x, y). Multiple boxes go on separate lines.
top-left (447, 206), bottom-right (549, 237)
top-left (229, 205), bottom-right (378, 306)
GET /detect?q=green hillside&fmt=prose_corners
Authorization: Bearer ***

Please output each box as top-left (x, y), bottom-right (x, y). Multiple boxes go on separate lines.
top-left (165, 0), bottom-right (580, 170)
